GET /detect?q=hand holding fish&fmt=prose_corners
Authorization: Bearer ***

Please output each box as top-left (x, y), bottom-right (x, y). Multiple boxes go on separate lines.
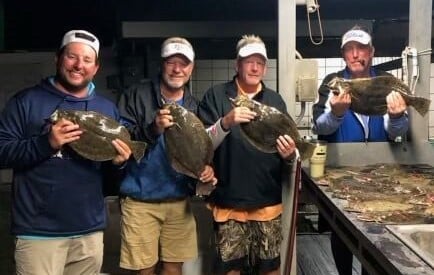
top-left (155, 108), bottom-right (174, 134)
top-left (386, 90), bottom-right (407, 118)
top-left (330, 89), bottom-right (351, 117)
top-left (276, 134), bottom-right (296, 160)
top-left (199, 164), bottom-right (218, 185)
top-left (49, 118), bottom-right (83, 150)
top-left (221, 106), bottom-right (256, 130)
top-left (196, 165), bottom-right (217, 196)
top-left (111, 139), bottom-right (132, 165)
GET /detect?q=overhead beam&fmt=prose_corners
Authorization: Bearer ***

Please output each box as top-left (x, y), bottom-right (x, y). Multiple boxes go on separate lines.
top-left (121, 20), bottom-right (374, 38)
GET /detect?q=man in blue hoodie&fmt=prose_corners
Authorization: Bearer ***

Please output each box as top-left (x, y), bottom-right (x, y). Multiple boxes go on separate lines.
top-left (0, 30), bottom-right (131, 275)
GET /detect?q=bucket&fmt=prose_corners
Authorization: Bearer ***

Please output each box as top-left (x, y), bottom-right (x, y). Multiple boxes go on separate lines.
top-left (309, 140), bottom-right (327, 178)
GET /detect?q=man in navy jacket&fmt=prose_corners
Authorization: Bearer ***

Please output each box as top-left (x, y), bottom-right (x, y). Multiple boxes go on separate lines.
top-left (0, 30), bottom-right (131, 275)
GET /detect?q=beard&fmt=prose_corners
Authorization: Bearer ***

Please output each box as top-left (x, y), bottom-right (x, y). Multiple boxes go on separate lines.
top-left (55, 71), bottom-right (91, 94)
top-left (162, 75), bottom-right (188, 91)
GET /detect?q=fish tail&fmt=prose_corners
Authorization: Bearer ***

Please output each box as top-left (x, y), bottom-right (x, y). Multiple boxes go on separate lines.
top-left (130, 141), bottom-right (147, 162)
top-left (411, 97), bottom-right (431, 116)
top-left (298, 141), bottom-right (316, 161)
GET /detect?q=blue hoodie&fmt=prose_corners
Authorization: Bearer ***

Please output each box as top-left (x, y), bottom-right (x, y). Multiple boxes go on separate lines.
top-left (0, 78), bottom-right (119, 236)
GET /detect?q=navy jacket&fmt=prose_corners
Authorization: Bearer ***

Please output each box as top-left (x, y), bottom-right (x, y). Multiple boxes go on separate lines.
top-left (198, 78), bottom-right (288, 209)
top-left (117, 78), bottom-right (198, 201)
top-left (0, 78), bottom-right (119, 236)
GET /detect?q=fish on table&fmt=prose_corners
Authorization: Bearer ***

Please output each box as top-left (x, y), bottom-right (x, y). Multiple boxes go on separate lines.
top-left (50, 110), bottom-right (147, 162)
top-left (163, 102), bottom-right (214, 180)
top-left (324, 164), bottom-right (434, 223)
top-left (326, 75), bottom-right (431, 116)
top-left (230, 94), bottom-right (315, 160)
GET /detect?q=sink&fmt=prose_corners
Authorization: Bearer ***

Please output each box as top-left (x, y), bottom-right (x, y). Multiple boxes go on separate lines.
top-left (386, 224), bottom-right (434, 269)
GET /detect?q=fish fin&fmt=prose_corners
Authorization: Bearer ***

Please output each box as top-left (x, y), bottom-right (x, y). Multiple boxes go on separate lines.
top-left (298, 141), bottom-right (316, 161)
top-left (412, 97), bottom-right (431, 116)
top-left (130, 141), bottom-right (147, 162)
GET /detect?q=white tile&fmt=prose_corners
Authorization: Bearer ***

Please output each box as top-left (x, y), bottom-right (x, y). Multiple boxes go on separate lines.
top-left (429, 111), bottom-right (434, 127)
top-left (212, 80), bottom-right (226, 86)
top-left (263, 80), bottom-right (276, 90)
top-left (212, 60), bottom-right (229, 68)
top-left (267, 59), bottom-right (277, 68)
top-left (212, 68), bottom-right (229, 81)
top-left (228, 68), bottom-right (237, 78)
top-left (429, 127), bottom-right (434, 139)
top-left (195, 68), bottom-right (213, 80)
top-left (325, 66), bottom-right (343, 75)
top-left (317, 68), bottom-right (327, 81)
top-left (325, 58), bottom-right (343, 67)
top-left (195, 59), bottom-right (213, 69)
top-left (264, 68), bottom-right (277, 81)
top-left (315, 58), bottom-right (326, 67)
top-left (306, 102), bottom-right (313, 116)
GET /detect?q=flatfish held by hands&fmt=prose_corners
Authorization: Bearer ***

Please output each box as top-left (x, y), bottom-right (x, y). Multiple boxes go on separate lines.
top-left (327, 76), bottom-right (431, 116)
top-left (163, 102), bottom-right (214, 179)
top-left (50, 110), bottom-right (147, 162)
top-left (230, 94), bottom-right (315, 160)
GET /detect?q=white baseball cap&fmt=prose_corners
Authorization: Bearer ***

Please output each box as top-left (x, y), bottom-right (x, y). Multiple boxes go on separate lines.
top-left (238, 42), bottom-right (268, 60)
top-left (60, 30), bottom-right (100, 57)
top-left (341, 29), bottom-right (372, 48)
top-left (161, 42), bottom-right (195, 62)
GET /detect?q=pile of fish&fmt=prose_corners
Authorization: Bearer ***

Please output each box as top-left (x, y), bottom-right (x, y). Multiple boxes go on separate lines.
top-left (50, 110), bottom-right (147, 162)
top-left (320, 164), bottom-right (434, 224)
top-left (230, 94), bottom-right (315, 160)
top-left (163, 102), bottom-right (214, 179)
top-left (326, 75), bottom-right (431, 116)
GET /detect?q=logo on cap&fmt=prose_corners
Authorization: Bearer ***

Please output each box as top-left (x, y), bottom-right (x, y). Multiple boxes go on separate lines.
top-left (161, 42), bottom-right (195, 62)
top-left (341, 30), bottom-right (372, 48)
top-left (238, 43), bottom-right (268, 60)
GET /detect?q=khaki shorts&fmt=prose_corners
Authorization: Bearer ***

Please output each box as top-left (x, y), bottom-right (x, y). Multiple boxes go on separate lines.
top-left (216, 216), bottom-right (282, 273)
top-left (120, 197), bottom-right (197, 270)
top-left (15, 231), bottom-right (103, 275)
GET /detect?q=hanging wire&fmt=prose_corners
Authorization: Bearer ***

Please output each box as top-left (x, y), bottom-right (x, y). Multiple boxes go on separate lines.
top-left (306, 0), bottom-right (324, 45)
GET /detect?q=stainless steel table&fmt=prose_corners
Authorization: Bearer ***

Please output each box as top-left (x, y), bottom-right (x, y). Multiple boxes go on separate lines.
top-left (302, 168), bottom-right (434, 275)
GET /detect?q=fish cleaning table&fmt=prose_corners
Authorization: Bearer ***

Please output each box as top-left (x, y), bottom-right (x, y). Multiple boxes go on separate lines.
top-left (301, 168), bottom-right (434, 275)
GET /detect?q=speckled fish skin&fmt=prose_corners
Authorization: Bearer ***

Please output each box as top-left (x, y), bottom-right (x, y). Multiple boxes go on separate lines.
top-left (50, 110), bottom-right (147, 162)
top-left (163, 102), bottom-right (213, 178)
top-left (327, 76), bottom-right (431, 116)
top-left (230, 95), bottom-right (315, 160)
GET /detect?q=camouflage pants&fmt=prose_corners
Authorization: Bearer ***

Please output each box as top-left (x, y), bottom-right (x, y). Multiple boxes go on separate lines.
top-left (216, 215), bottom-right (282, 270)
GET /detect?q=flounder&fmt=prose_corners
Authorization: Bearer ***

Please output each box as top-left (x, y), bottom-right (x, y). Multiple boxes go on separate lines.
top-left (163, 102), bottom-right (213, 179)
top-left (327, 76), bottom-right (431, 116)
top-left (50, 110), bottom-right (147, 162)
top-left (230, 94), bottom-right (315, 160)
top-left (345, 199), bottom-right (414, 213)
top-left (357, 211), bottom-right (434, 224)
